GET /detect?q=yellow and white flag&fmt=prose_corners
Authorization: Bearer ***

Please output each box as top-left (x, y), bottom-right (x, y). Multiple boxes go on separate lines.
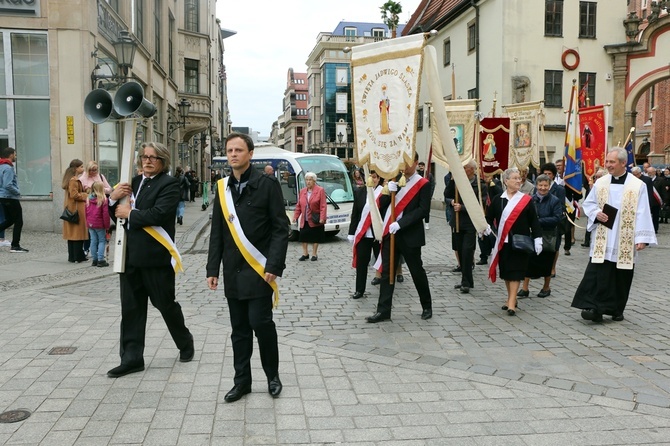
top-left (502, 100), bottom-right (544, 169)
top-left (351, 34), bottom-right (425, 179)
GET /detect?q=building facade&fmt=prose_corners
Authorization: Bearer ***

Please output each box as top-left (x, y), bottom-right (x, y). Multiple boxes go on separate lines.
top-left (279, 68), bottom-right (307, 153)
top-left (305, 21), bottom-right (403, 161)
top-left (0, 0), bottom-right (228, 231)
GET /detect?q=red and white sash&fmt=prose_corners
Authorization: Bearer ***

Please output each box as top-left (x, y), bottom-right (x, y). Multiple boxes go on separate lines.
top-left (488, 192), bottom-right (531, 283)
top-left (352, 185), bottom-right (383, 268)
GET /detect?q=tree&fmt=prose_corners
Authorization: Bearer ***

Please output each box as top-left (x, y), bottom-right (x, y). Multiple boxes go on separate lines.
top-left (380, 1), bottom-right (403, 38)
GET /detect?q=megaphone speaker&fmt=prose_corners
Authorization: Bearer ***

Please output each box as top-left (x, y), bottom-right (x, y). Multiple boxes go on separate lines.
top-left (113, 82), bottom-right (157, 118)
top-left (84, 89), bottom-right (119, 124)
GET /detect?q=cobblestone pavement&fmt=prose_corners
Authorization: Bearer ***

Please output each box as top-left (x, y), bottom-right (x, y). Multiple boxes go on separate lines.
top-left (1, 203), bottom-right (670, 445)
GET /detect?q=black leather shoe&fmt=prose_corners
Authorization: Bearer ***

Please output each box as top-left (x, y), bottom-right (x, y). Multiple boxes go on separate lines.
top-left (460, 286), bottom-right (470, 294)
top-left (224, 384), bottom-right (252, 403)
top-left (612, 314), bottom-right (624, 322)
top-left (581, 309), bottom-right (603, 322)
top-left (537, 289), bottom-right (551, 298)
top-left (371, 277), bottom-right (381, 285)
top-left (396, 275), bottom-right (404, 283)
top-left (107, 363), bottom-right (145, 378)
top-left (475, 259), bottom-right (487, 265)
top-left (351, 291), bottom-right (365, 299)
top-left (454, 284), bottom-right (462, 289)
top-left (581, 243), bottom-right (590, 247)
top-left (298, 255), bottom-right (309, 261)
top-left (268, 376), bottom-right (282, 398)
top-left (366, 312), bottom-right (390, 323)
top-left (517, 289), bottom-right (529, 297)
top-left (179, 337), bottom-right (195, 362)
top-left (421, 309), bottom-right (432, 320)
top-left (452, 266), bottom-right (462, 273)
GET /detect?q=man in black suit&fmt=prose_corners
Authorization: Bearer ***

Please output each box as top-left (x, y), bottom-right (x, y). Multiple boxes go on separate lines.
top-left (207, 133), bottom-right (288, 402)
top-left (107, 142), bottom-right (194, 378)
top-left (366, 152), bottom-right (433, 322)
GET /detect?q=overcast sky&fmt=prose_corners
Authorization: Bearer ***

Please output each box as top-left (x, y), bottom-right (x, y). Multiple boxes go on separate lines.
top-left (216, 0), bottom-right (421, 136)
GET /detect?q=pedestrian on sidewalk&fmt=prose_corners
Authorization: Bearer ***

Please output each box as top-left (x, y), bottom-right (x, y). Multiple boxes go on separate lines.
top-left (62, 159), bottom-right (88, 263)
top-left (85, 181), bottom-right (110, 267)
top-left (175, 166), bottom-right (189, 225)
top-left (107, 142), bottom-right (194, 378)
top-left (0, 203), bottom-right (9, 247)
top-left (0, 147), bottom-right (28, 252)
top-left (206, 133), bottom-right (288, 402)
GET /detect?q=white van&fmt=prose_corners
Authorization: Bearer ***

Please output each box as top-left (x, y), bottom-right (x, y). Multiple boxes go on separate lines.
top-left (211, 144), bottom-right (355, 239)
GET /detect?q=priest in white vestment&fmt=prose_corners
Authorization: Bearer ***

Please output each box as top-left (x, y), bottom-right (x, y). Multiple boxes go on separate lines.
top-left (571, 147), bottom-right (657, 322)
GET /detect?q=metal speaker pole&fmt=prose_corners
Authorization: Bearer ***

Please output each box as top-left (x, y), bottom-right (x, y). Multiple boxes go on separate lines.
top-left (113, 81), bottom-right (157, 118)
top-left (84, 89), bottom-right (120, 124)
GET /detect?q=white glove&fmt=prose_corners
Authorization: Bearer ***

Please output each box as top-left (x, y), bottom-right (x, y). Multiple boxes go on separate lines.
top-left (388, 181), bottom-right (399, 192)
top-left (389, 222), bottom-right (400, 234)
top-left (534, 237), bottom-right (543, 255)
top-left (347, 234), bottom-right (355, 243)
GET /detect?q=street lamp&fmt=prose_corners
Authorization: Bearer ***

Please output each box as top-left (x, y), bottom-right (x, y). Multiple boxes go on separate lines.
top-left (167, 98), bottom-right (191, 135)
top-left (337, 132), bottom-right (344, 144)
top-left (623, 12), bottom-right (641, 42)
top-left (91, 30), bottom-right (138, 87)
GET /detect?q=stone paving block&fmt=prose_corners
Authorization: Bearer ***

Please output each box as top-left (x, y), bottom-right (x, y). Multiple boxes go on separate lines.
top-left (143, 428), bottom-right (179, 446)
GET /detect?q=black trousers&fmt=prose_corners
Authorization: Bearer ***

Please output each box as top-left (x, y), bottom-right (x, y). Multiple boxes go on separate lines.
top-left (118, 265), bottom-right (192, 365)
top-left (227, 295), bottom-right (278, 386)
top-left (67, 240), bottom-right (87, 262)
top-left (651, 206), bottom-right (660, 233)
top-left (354, 237), bottom-right (380, 293)
top-left (0, 198), bottom-right (23, 247)
top-left (453, 229), bottom-right (476, 288)
top-left (376, 235), bottom-right (432, 316)
top-left (572, 259), bottom-right (634, 316)
top-left (562, 214), bottom-right (574, 250)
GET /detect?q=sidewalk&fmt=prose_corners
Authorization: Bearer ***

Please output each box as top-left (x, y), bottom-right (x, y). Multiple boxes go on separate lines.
top-left (1, 208), bottom-right (670, 445)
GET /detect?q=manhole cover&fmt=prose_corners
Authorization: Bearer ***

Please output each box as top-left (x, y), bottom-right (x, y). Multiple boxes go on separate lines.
top-left (48, 347), bottom-right (77, 355)
top-left (0, 410), bottom-right (31, 423)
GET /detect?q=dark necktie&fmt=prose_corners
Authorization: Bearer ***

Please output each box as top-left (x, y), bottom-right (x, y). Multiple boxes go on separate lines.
top-left (137, 177), bottom-right (151, 197)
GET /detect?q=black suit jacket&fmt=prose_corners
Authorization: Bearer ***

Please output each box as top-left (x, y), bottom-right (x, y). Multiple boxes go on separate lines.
top-left (486, 193), bottom-right (542, 240)
top-left (348, 186), bottom-right (380, 237)
top-left (379, 175), bottom-right (430, 247)
top-left (640, 175), bottom-right (657, 209)
top-left (111, 172), bottom-right (179, 268)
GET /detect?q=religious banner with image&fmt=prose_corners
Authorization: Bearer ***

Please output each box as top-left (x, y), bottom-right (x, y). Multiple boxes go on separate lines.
top-left (437, 99), bottom-right (478, 168)
top-left (350, 34), bottom-right (425, 179)
top-left (479, 117), bottom-right (510, 177)
top-left (578, 105), bottom-right (607, 178)
top-left (502, 100), bottom-right (543, 169)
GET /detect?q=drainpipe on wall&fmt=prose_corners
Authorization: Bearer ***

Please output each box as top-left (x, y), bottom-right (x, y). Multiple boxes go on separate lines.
top-left (472, 0), bottom-right (480, 111)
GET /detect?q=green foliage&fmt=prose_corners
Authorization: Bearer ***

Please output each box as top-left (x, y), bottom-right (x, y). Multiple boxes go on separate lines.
top-left (380, 0), bottom-right (403, 35)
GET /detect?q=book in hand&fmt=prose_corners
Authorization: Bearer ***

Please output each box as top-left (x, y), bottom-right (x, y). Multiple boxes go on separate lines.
top-left (600, 203), bottom-right (618, 229)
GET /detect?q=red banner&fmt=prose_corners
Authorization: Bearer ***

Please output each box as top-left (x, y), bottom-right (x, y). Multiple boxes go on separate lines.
top-left (479, 117), bottom-right (510, 177)
top-left (579, 105), bottom-right (607, 178)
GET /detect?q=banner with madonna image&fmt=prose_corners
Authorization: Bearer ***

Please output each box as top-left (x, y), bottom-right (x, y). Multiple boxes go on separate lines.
top-left (578, 105), bottom-right (607, 178)
top-left (479, 117), bottom-right (510, 177)
top-left (350, 34), bottom-right (425, 179)
top-left (502, 100), bottom-right (543, 169)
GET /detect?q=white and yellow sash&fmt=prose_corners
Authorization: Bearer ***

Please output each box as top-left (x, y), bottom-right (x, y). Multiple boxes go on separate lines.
top-left (592, 175), bottom-right (641, 269)
top-left (219, 178), bottom-right (280, 307)
top-left (143, 226), bottom-right (183, 273)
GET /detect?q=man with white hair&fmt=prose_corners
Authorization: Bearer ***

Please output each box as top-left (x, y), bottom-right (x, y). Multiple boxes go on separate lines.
top-left (572, 147), bottom-right (656, 323)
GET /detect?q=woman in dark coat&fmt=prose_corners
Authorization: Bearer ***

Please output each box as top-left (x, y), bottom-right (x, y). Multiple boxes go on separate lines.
top-left (517, 174), bottom-right (563, 298)
top-left (62, 159), bottom-right (89, 263)
top-left (486, 167), bottom-right (542, 315)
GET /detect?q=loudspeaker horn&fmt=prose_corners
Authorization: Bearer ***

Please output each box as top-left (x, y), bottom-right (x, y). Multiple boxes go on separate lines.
top-left (113, 81), bottom-right (157, 118)
top-left (84, 89), bottom-right (120, 124)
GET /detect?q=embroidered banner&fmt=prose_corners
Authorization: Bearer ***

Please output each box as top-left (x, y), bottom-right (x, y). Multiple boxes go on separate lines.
top-left (579, 105), bottom-right (607, 178)
top-left (434, 99), bottom-right (478, 168)
top-left (351, 34), bottom-right (425, 179)
top-left (502, 100), bottom-right (543, 169)
top-left (479, 117), bottom-right (510, 177)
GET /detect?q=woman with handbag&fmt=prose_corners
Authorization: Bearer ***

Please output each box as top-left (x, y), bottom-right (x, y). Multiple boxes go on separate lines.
top-left (62, 159), bottom-right (89, 263)
top-left (517, 174), bottom-right (563, 299)
top-left (486, 168), bottom-right (542, 316)
top-left (293, 172), bottom-right (327, 261)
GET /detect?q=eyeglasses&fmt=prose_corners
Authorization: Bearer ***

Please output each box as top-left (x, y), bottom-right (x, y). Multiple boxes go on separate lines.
top-left (140, 155), bottom-right (162, 163)
top-left (89, 168), bottom-right (98, 172)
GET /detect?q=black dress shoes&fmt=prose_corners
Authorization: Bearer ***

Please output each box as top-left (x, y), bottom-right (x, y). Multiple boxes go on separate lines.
top-left (351, 291), bottom-right (365, 299)
top-left (581, 309), bottom-right (603, 323)
top-left (517, 289), bottom-right (530, 297)
top-left (396, 275), bottom-right (404, 283)
top-left (224, 383), bottom-right (252, 403)
top-left (452, 266), bottom-right (462, 273)
top-left (179, 336), bottom-right (195, 362)
top-left (454, 284), bottom-right (462, 289)
top-left (612, 314), bottom-right (624, 322)
top-left (366, 312), bottom-right (390, 323)
top-left (298, 255), bottom-right (309, 261)
top-left (268, 376), bottom-right (282, 398)
top-left (371, 277), bottom-right (381, 285)
top-left (421, 309), bottom-right (432, 320)
top-left (475, 259), bottom-right (488, 265)
top-left (107, 363), bottom-right (145, 378)
top-left (537, 289), bottom-right (551, 298)
top-left (460, 286), bottom-right (470, 294)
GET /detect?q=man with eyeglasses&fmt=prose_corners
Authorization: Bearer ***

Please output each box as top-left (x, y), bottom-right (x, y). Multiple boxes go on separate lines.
top-left (107, 142), bottom-right (194, 378)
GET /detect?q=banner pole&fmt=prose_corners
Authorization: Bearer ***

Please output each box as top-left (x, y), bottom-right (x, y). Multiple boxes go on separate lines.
top-left (112, 118), bottom-right (137, 274)
top-left (389, 191), bottom-right (396, 285)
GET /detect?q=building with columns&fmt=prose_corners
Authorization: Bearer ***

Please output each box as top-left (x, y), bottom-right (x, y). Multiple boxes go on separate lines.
top-left (0, 0), bottom-right (229, 231)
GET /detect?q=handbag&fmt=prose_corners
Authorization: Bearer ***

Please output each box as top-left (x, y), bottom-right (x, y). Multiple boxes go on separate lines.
top-left (311, 212), bottom-right (321, 224)
top-left (510, 234), bottom-right (534, 254)
top-left (60, 207), bottom-right (79, 224)
top-left (541, 228), bottom-right (557, 253)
